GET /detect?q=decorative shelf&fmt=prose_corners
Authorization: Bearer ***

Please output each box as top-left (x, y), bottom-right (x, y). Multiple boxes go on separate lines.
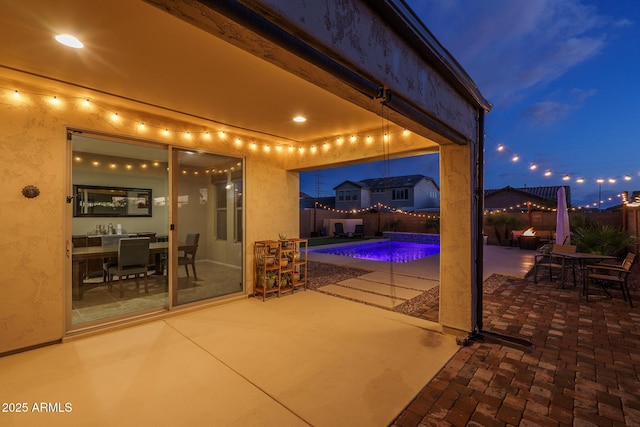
top-left (253, 238), bottom-right (307, 301)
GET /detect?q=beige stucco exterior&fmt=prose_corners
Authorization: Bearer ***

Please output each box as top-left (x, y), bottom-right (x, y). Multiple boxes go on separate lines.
top-left (0, 0), bottom-right (489, 354)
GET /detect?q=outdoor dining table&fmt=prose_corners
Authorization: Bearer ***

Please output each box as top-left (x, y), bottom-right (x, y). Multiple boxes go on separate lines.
top-left (550, 251), bottom-right (617, 301)
top-left (71, 241), bottom-right (193, 301)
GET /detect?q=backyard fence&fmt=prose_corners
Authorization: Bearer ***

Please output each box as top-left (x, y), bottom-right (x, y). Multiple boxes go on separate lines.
top-left (300, 208), bottom-right (638, 249)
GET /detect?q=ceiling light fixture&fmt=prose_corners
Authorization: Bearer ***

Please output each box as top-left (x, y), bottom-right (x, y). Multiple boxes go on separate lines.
top-left (55, 34), bottom-right (84, 49)
top-left (293, 116), bottom-right (306, 123)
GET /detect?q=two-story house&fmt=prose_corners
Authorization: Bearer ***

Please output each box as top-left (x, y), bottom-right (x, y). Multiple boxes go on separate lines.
top-left (334, 174), bottom-right (440, 211)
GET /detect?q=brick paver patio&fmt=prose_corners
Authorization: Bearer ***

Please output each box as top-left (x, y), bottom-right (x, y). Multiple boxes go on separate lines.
top-left (392, 267), bottom-right (640, 426)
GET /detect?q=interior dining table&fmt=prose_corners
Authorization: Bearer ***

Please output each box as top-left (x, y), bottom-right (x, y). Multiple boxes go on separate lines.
top-left (71, 241), bottom-right (193, 301)
top-left (550, 251), bottom-right (617, 301)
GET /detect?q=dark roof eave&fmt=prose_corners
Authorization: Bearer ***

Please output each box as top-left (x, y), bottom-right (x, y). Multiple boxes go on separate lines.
top-left (370, 0), bottom-right (492, 112)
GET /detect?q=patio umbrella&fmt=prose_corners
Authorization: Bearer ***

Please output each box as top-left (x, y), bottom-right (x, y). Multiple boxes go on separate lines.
top-left (556, 186), bottom-right (570, 244)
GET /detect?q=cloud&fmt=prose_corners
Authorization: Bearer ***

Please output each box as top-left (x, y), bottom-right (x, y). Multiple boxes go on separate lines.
top-left (522, 100), bottom-right (573, 124)
top-left (406, 0), bottom-right (613, 103)
top-left (570, 88), bottom-right (597, 100)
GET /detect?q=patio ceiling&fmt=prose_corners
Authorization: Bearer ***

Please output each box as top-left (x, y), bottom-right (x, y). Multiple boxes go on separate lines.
top-left (0, 0), bottom-right (439, 154)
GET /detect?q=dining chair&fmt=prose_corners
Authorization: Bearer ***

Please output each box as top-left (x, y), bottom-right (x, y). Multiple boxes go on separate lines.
top-left (532, 244), bottom-right (577, 284)
top-left (104, 237), bottom-right (151, 297)
top-left (586, 252), bottom-right (636, 306)
top-left (179, 233), bottom-right (200, 280)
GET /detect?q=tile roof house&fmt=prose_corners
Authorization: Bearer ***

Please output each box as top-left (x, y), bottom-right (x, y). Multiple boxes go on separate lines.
top-left (334, 174), bottom-right (439, 211)
top-left (484, 185), bottom-right (572, 211)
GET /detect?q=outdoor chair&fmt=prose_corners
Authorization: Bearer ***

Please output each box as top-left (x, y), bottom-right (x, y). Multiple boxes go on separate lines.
top-left (104, 237), bottom-right (151, 297)
top-left (333, 222), bottom-right (347, 237)
top-left (353, 224), bottom-right (364, 238)
top-left (586, 252), bottom-right (636, 306)
top-left (532, 244), bottom-right (577, 284)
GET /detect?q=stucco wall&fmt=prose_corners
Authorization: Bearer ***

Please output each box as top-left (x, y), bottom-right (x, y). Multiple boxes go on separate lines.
top-left (1, 80), bottom-right (67, 353)
top-left (0, 73), bottom-right (297, 354)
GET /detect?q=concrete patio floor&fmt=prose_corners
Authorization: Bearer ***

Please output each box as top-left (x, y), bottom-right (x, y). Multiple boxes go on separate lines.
top-left (0, 244), bottom-right (538, 426)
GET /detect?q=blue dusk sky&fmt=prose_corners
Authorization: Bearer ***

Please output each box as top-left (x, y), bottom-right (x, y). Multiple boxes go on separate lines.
top-left (300, 0), bottom-right (640, 209)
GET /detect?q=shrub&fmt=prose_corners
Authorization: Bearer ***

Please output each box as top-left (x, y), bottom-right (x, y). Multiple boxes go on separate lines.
top-left (424, 217), bottom-right (440, 233)
top-left (572, 224), bottom-right (633, 257)
top-left (383, 219), bottom-right (402, 232)
top-left (485, 213), bottom-right (525, 244)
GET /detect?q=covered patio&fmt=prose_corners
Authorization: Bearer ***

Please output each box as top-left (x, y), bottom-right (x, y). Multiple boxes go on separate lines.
top-left (1, 1), bottom-right (489, 359)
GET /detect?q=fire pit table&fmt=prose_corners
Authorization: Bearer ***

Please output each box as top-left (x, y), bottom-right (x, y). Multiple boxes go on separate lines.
top-left (518, 235), bottom-right (540, 250)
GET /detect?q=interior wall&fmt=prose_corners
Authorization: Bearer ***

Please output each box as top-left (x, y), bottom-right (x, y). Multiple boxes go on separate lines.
top-left (72, 159), bottom-right (169, 236)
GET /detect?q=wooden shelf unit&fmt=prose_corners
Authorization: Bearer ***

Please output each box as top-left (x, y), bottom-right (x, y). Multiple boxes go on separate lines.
top-left (253, 238), bottom-right (308, 301)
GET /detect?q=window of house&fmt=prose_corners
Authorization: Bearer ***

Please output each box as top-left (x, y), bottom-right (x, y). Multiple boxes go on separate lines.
top-left (216, 183), bottom-right (227, 240)
top-left (392, 188), bottom-right (409, 200)
top-left (234, 181), bottom-right (242, 242)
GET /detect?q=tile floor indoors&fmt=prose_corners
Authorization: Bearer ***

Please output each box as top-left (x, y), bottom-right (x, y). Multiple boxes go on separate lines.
top-left (72, 261), bottom-right (242, 325)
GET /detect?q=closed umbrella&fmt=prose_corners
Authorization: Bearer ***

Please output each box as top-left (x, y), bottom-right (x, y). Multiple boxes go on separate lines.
top-left (556, 186), bottom-right (570, 244)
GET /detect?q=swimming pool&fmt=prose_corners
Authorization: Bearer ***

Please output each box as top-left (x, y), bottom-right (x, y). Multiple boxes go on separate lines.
top-left (309, 240), bottom-right (440, 263)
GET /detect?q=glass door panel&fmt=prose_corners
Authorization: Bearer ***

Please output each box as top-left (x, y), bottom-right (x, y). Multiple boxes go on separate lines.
top-left (174, 150), bottom-right (243, 305)
top-left (70, 134), bottom-right (169, 327)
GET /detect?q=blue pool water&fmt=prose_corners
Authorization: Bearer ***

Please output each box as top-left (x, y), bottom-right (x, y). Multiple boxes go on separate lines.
top-left (310, 241), bottom-right (440, 263)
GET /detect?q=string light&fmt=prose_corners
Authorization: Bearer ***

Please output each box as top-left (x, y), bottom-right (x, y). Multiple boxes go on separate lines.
top-left (314, 202), bottom-right (440, 218)
top-left (3, 86), bottom-right (636, 210)
top-left (492, 139), bottom-right (637, 209)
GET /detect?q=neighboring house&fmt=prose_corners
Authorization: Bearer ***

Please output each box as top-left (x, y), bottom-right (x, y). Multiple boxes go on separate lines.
top-left (333, 174), bottom-right (439, 211)
top-left (484, 185), bottom-right (571, 212)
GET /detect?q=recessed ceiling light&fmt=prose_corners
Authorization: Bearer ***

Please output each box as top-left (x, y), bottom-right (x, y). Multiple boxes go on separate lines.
top-left (293, 116), bottom-right (306, 123)
top-left (55, 34), bottom-right (84, 49)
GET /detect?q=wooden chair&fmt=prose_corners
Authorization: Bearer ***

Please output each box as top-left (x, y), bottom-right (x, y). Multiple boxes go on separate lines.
top-left (532, 244), bottom-right (577, 284)
top-left (104, 237), bottom-right (151, 297)
top-left (586, 253), bottom-right (636, 306)
top-left (178, 233), bottom-right (200, 280)
top-left (353, 224), bottom-right (364, 238)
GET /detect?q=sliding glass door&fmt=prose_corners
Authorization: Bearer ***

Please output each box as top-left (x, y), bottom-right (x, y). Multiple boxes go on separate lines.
top-left (172, 149), bottom-right (244, 305)
top-left (69, 135), bottom-right (244, 330)
top-left (69, 134), bottom-right (169, 327)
